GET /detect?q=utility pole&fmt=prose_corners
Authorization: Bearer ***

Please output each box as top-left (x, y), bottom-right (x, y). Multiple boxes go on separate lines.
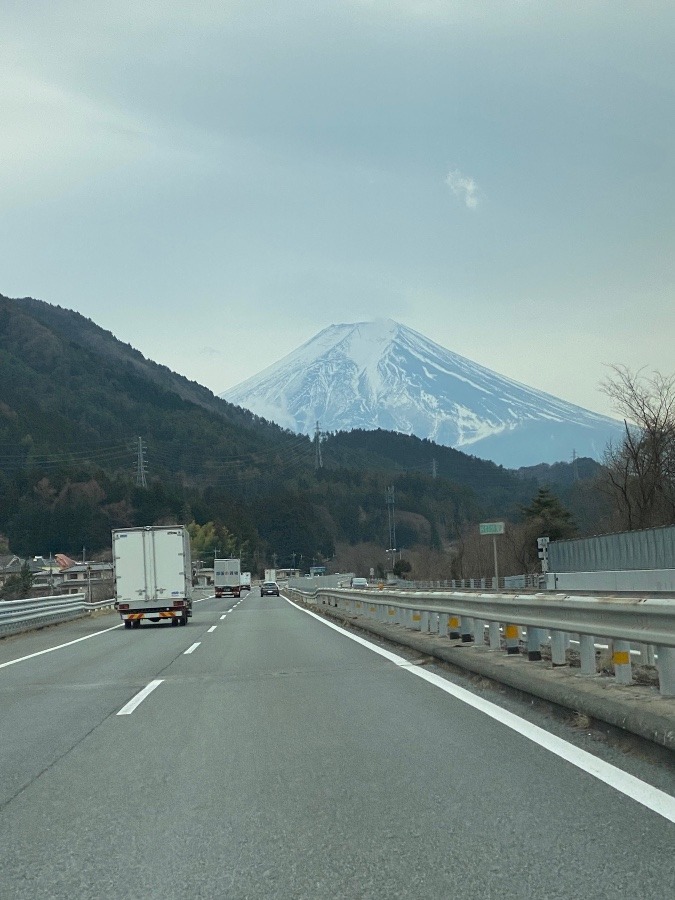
top-left (136, 436), bottom-right (148, 488)
top-left (314, 421), bottom-right (323, 470)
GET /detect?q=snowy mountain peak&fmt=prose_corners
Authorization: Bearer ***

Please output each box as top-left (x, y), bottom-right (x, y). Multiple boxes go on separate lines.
top-left (220, 320), bottom-right (622, 467)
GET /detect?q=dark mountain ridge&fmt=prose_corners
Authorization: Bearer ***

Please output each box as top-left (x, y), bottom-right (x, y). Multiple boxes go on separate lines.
top-left (8, 294), bottom-right (283, 436)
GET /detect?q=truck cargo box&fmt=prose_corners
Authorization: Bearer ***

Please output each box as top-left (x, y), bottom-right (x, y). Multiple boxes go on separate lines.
top-left (214, 558), bottom-right (241, 598)
top-left (113, 525), bottom-right (192, 628)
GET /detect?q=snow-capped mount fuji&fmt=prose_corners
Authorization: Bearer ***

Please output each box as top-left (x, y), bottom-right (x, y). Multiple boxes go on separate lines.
top-left (220, 319), bottom-right (622, 467)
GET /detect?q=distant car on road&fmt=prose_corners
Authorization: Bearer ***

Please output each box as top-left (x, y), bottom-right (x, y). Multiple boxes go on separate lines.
top-left (350, 577), bottom-right (369, 588)
top-left (260, 581), bottom-right (280, 596)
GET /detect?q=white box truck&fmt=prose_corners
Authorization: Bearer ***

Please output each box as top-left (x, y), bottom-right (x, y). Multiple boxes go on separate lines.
top-left (264, 568), bottom-right (276, 583)
top-left (241, 571), bottom-right (251, 592)
top-left (214, 558), bottom-right (241, 597)
top-left (113, 525), bottom-right (192, 628)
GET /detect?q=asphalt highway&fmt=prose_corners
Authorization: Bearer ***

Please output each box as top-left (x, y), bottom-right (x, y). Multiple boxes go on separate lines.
top-left (0, 592), bottom-right (673, 899)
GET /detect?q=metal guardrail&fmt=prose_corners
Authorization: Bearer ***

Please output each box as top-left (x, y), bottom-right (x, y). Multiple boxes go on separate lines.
top-left (295, 576), bottom-right (545, 591)
top-left (291, 586), bottom-right (675, 698)
top-left (0, 594), bottom-right (115, 637)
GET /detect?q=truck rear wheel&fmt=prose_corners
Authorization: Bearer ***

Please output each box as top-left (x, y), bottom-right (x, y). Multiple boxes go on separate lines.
top-left (132, 619), bottom-right (141, 629)
top-left (171, 617), bottom-right (179, 627)
top-left (124, 620), bottom-right (132, 629)
top-left (180, 614), bottom-right (188, 626)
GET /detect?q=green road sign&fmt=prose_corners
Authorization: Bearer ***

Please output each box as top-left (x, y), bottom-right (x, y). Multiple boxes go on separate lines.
top-left (479, 522), bottom-right (505, 535)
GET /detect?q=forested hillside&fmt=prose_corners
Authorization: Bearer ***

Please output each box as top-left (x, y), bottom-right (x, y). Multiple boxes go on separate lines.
top-left (0, 294), bottom-right (605, 576)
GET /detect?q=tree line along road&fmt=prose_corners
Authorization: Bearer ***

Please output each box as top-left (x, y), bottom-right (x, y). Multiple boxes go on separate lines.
top-left (0, 591), bottom-right (673, 899)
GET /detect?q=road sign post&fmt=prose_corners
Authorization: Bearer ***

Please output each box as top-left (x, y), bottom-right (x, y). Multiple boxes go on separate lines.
top-left (479, 522), bottom-right (505, 587)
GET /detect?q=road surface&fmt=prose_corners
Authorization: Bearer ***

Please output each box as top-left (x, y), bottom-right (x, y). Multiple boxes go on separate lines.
top-left (1, 592), bottom-right (673, 899)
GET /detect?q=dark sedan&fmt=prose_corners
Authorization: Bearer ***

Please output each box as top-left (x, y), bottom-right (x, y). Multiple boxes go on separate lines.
top-left (260, 581), bottom-right (280, 596)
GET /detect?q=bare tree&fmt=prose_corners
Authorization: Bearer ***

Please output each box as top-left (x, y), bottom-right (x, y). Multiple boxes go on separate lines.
top-left (600, 365), bottom-right (675, 529)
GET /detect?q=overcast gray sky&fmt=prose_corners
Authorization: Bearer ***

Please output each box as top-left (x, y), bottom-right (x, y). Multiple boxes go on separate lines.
top-left (2, 1), bottom-right (673, 418)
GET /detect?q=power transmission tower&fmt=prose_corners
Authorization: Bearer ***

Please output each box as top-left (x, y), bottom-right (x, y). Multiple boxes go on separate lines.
top-left (314, 420), bottom-right (323, 470)
top-left (386, 486), bottom-right (396, 569)
top-left (135, 436), bottom-right (148, 488)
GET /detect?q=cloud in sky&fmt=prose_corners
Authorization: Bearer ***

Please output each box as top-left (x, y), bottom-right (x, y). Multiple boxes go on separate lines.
top-left (445, 169), bottom-right (481, 209)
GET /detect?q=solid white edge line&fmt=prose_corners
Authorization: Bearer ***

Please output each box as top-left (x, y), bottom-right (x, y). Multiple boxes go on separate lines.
top-left (284, 597), bottom-right (675, 824)
top-left (184, 642), bottom-right (201, 654)
top-left (117, 679), bottom-right (163, 715)
top-left (0, 624), bottom-right (123, 670)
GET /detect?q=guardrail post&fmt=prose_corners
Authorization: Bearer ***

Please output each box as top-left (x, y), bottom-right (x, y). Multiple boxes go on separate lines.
top-left (488, 622), bottom-right (501, 650)
top-left (613, 640), bottom-right (633, 685)
top-left (505, 624), bottom-right (519, 654)
top-left (473, 619), bottom-right (485, 646)
top-left (527, 627), bottom-right (543, 661)
top-left (411, 610), bottom-right (422, 631)
top-left (460, 616), bottom-right (473, 642)
top-left (550, 630), bottom-right (567, 666)
top-left (657, 647), bottom-right (675, 697)
top-left (420, 611), bottom-right (430, 632)
top-left (429, 612), bottom-right (440, 634)
top-left (579, 635), bottom-right (597, 675)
